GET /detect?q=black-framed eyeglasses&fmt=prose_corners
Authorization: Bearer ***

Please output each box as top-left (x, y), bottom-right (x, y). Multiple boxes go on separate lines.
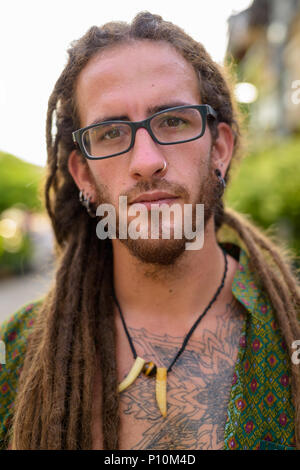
top-left (72, 104), bottom-right (217, 160)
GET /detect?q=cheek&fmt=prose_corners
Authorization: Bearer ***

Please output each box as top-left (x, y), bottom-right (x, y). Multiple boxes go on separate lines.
top-left (171, 138), bottom-right (211, 183)
top-left (88, 159), bottom-right (110, 181)
top-left (88, 160), bottom-right (126, 201)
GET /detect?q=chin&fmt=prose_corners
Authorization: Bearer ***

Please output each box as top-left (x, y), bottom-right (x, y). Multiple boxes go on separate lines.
top-left (119, 237), bottom-right (187, 266)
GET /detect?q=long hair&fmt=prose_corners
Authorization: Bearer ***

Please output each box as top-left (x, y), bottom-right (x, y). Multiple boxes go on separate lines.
top-left (10, 12), bottom-right (300, 449)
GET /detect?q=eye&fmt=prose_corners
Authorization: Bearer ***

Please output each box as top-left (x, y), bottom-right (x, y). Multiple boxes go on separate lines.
top-left (156, 114), bottom-right (191, 130)
top-left (163, 117), bottom-right (186, 127)
top-left (102, 127), bottom-right (121, 140)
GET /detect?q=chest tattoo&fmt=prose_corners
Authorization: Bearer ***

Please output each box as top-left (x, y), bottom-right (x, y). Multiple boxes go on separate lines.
top-left (118, 298), bottom-right (246, 450)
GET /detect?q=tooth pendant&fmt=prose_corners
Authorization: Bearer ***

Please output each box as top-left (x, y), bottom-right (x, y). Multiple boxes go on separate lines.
top-left (118, 356), bottom-right (145, 392)
top-left (118, 358), bottom-right (168, 418)
top-left (156, 367), bottom-right (167, 417)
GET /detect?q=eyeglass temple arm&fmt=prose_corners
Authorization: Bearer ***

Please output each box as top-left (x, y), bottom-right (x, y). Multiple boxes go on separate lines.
top-left (206, 105), bottom-right (218, 120)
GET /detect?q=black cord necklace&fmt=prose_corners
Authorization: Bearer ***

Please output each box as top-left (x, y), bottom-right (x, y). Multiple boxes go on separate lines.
top-left (113, 248), bottom-right (228, 417)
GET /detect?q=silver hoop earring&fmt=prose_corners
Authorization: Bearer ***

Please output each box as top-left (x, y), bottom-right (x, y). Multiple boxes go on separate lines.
top-left (79, 189), bottom-right (97, 218)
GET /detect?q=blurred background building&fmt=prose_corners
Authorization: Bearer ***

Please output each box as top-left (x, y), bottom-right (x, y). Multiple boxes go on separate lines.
top-left (227, 0), bottom-right (300, 136)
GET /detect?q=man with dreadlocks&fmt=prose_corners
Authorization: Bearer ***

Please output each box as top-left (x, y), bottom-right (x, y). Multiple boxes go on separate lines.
top-left (0, 12), bottom-right (300, 451)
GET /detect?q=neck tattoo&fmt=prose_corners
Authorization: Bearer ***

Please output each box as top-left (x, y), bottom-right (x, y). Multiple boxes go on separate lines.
top-left (113, 248), bottom-right (228, 418)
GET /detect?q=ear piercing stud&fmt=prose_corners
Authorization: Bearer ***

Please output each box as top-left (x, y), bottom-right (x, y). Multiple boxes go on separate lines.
top-left (215, 168), bottom-right (226, 189)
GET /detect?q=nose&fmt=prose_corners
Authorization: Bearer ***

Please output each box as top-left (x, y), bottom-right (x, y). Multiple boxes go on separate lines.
top-left (128, 127), bottom-right (167, 180)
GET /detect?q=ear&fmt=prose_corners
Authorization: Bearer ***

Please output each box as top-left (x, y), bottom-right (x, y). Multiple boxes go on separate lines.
top-left (210, 122), bottom-right (234, 177)
top-left (68, 150), bottom-right (96, 199)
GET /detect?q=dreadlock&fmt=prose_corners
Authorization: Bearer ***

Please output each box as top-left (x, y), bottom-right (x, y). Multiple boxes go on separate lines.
top-left (9, 11), bottom-right (300, 449)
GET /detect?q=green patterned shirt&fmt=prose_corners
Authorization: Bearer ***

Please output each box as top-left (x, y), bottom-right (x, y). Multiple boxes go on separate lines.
top-left (0, 246), bottom-right (297, 450)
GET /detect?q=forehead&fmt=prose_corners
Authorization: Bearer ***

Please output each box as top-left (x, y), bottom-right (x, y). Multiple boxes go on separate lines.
top-left (75, 40), bottom-right (201, 127)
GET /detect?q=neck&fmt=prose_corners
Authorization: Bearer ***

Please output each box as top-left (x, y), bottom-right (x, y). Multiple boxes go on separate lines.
top-left (112, 218), bottom-right (236, 328)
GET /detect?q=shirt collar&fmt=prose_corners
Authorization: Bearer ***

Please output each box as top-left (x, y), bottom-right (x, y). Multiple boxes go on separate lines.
top-left (221, 242), bottom-right (260, 318)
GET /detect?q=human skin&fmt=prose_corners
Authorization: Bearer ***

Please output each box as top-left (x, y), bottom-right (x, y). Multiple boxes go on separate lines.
top-left (68, 40), bottom-right (245, 449)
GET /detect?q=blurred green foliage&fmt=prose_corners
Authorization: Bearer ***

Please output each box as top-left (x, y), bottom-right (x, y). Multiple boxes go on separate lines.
top-left (0, 151), bottom-right (44, 275)
top-left (0, 150), bottom-right (44, 213)
top-left (0, 230), bottom-right (33, 277)
top-left (225, 135), bottom-right (300, 258)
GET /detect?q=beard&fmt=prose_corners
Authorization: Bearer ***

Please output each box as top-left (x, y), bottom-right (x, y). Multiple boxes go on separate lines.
top-left (92, 155), bottom-right (223, 267)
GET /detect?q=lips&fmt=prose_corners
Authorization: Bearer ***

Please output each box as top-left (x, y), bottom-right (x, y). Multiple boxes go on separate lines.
top-left (130, 191), bottom-right (178, 205)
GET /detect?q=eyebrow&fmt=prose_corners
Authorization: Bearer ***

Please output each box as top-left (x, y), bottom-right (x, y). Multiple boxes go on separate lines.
top-left (88, 101), bottom-right (193, 126)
